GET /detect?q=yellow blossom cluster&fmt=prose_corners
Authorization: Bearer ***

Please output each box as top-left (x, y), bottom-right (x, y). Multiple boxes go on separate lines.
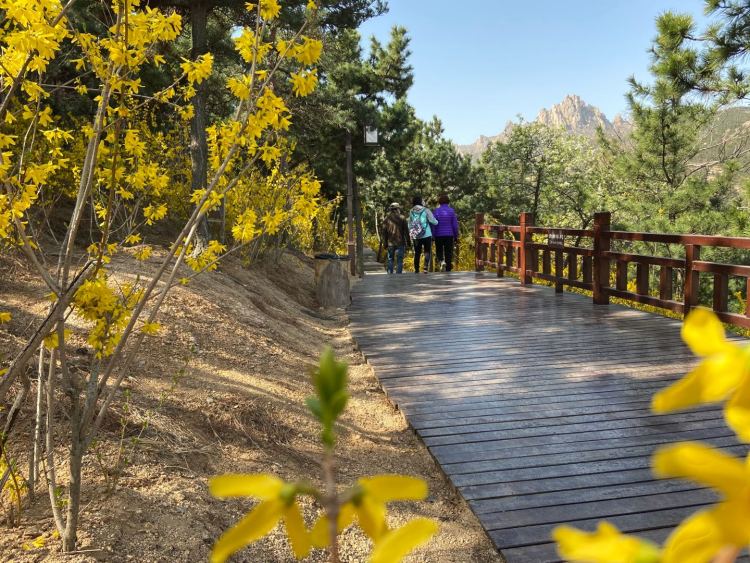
top-left (185, 240), bottom-right (227, 273)
top-left (227, 164), bottom-right (321, 248)
top-left (210, 473), bottom-right (438, 563)
top-left (0, 0), bottom-right (70, 78)
top-left (290, 69), bottom-right (318, 97)
top-left (73, 277), bottom-right (142, 358)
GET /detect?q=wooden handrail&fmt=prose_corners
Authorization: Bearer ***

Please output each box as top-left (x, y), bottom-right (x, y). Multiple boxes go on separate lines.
top-left (474, 211), bottom-right (750, 329)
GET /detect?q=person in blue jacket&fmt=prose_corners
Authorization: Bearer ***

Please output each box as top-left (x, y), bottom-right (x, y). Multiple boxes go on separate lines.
top-left (407, 195), bottom-right (438, 273)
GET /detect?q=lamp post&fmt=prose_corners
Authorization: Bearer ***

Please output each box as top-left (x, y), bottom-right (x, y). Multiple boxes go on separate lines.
top-left (345, 130), bottom-right (355, 275)
top-left (345, 125), bottom-right (379, 278)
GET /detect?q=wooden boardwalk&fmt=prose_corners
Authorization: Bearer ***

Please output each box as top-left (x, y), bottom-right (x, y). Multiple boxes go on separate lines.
top-left (349, 271), bottom-right (745, 563)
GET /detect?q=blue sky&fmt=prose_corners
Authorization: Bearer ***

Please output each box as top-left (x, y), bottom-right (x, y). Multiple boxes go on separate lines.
top-left (359, 1), bottom-right (712, 145)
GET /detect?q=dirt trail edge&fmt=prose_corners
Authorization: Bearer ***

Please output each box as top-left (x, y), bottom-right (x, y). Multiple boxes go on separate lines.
top-left (0, 251), bottom-right (501, 562)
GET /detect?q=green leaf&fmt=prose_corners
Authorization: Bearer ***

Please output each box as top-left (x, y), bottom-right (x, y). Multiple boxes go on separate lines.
top-left (328, 389), bottom-right (349, 419)
top-left (305, 396), bottom-right (323, 421)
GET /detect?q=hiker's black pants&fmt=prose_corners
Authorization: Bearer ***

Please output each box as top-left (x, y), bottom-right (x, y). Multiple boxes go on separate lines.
top-left (414, 237), bottom-right (432, 272)
top-left (435, 236), bottom-right (455, 271)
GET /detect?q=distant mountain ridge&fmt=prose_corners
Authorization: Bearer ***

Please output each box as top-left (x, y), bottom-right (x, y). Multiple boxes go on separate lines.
top-left (456, 94), bottom-right (632, 158)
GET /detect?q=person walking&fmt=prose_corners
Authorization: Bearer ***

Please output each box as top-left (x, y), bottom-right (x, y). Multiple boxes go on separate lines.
top-left (432, 193), bottom-right (459, 272)
top-left (408, 195), bottom-right (438, 273)
top-left (382, 202), bottom-right (408, 274)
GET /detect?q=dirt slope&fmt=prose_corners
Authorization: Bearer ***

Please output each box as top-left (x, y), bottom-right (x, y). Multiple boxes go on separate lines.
top-left (0, 250), bottom-right (501, 562)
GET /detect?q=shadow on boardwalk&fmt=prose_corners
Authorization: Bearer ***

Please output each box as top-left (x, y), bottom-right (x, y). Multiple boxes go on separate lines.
top-left (349, 271), bottom-right (745, 563)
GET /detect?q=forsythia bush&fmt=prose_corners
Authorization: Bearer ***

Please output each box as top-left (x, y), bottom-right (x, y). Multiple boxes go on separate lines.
top-left (0, 0), bottom-right (328, 552)
top-left (210, 350), bottom-right (439, 562)
top-left (554, 308), bottom-right (750, 563)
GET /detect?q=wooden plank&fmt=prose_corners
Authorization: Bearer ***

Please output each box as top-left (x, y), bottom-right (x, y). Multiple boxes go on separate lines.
top-left (489, 505), bottom-right (703, 550)
top-left (419, 406), bottom-right (723, 440)
top-left (482, 488), bottom-right (719, 530)
top-left (432, 425), bottom-right (733, 467)
top-left (468, 478), bottom-right (711, 514)
top-left (442, 435), bottom-right (739, 476)
top-left (423, 410), bottom-right (721, 447)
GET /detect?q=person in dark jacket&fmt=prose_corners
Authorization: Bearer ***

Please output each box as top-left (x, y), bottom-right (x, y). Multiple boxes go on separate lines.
top-left (432, 193), bottom-right (459, 271)
top-left (382, 202), bottom-right (408, 274)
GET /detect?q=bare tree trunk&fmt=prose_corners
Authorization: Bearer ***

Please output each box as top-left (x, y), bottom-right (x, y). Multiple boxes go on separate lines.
top-left (29, 347), bottom-right (46, 500)
top-left (190, 1), bottom-right (211, 253)
top-left (62, 431), bottom-right (83, 551)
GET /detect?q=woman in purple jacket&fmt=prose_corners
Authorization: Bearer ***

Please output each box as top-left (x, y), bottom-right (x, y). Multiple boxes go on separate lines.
top-left (432, 194), bottom-right (459, 271)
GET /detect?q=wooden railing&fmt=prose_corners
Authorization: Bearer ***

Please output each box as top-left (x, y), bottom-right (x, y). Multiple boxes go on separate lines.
top-left (474, 211), bottom-right (750, 329)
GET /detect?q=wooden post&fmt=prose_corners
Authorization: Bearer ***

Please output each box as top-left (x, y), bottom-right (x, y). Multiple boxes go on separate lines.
top-left (496, 239), bottom-right (503, 278)
top-left (569, 254), bottom-right (578, 281)
top-left (684, 244), bottom-right (700, 316)
top-left (582, 256), bottom-right (593, 284)
top-left (542, 250), bottom-right (551, 275)
top-left (616, 261), bottom-right (628, 291)
top-left (519, 212), bottom-right (533, 285)
top-left (474, 213), bottom-right (484, 272)
top-left (593, 212), bottom-right (611, 305)
top-left (554, 249), bottom-right (563, 293)
top-left (660, 267), bottom-right (674, 301)
top-left (636, 263), bottom-right (650, 296)
top-left (713, 273), bottom-right (728, 312)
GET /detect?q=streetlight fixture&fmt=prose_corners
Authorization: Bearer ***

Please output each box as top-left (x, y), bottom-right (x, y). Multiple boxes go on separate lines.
top-left (364, 125), bottom-right (379, 146)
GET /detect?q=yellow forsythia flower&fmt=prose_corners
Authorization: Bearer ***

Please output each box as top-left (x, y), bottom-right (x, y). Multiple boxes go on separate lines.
top-left (43, 329), bottom-right (72, 350)
top-left (369, 518), bottom-right (439, 563)
top-left (652, 309), bottom-right (750, 441)
top-left (654, 442), bottom-right (750, 563)
top-left (354, 475), bottom-right (429, 541)
top-left (309, 503), bottom-right (355, 548)
top-left (133, 246), bottom-right (152, 261)
top-left (141, 322), bottom-right (161, 336)
top-left (552, 521), bottom-right (661, 563)
top-left (0, 312), bottom-right (11, 323)
top-left (293, 37), bottom-right (323, 66)
top-left (209, 474), bottom-right (311, 562)
top-left (143, 203), bottom-right (167, 225)
top-left (232, 209), bottom-right (259, 243)
top-left (259, 0), bottom-right (281, 20)
top-left (290, 69), bottom-right (318, 97)
top-left (180, 53), bottom-right (214, 84)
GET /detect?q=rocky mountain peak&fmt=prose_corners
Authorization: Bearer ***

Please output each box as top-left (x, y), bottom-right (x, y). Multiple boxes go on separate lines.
top-left (535, 94), bottom-right (615, 136)
top-left (455, 95), bottom-right (629, 158)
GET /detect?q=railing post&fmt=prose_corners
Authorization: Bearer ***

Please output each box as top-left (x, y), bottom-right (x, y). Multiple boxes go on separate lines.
top-left (593, 212), bottom-right (611, 305)
top-left (684, 244), bottom-right (701, 316)
top-left (474, 213), bottom-right (485, 272)
top-left (496, 236), bottom-right (504, 278)
top-left (519, 212), bottom-right (533, 285)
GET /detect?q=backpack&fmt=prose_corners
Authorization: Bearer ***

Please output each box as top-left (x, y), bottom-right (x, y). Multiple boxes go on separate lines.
top-left (409, 209), bottom-right (427, 239)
